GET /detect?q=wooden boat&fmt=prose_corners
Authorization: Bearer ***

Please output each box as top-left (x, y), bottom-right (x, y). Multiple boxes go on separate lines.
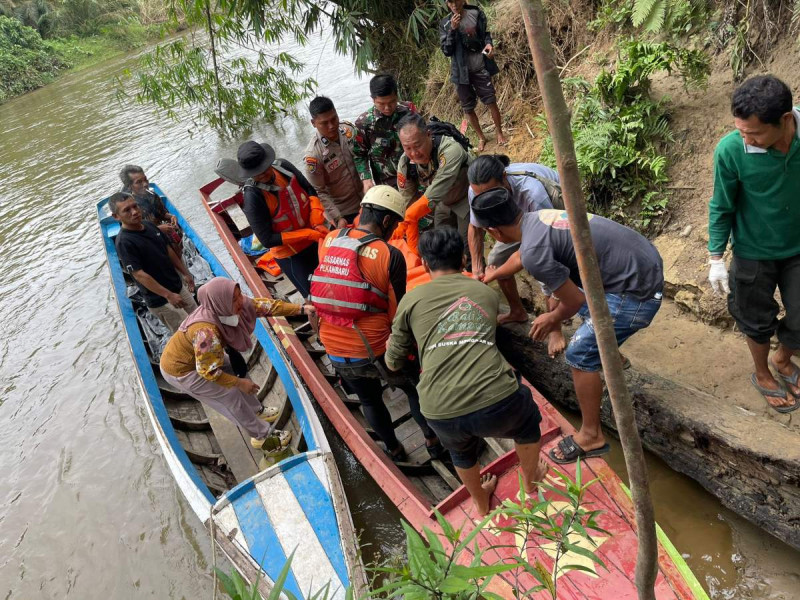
top-left (199, 177), bottom-right (710, 599)
top-left (98, 187), bottom-right (367, 599)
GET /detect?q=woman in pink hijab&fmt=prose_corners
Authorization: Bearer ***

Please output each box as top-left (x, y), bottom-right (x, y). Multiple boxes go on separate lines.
top-left (160, 277), bottom-right (314, 450)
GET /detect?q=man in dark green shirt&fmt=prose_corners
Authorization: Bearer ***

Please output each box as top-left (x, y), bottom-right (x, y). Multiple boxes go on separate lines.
top-left (708, 75), bottom-right (800, 413)
top-left (386, 228), bottom-right (547, 516)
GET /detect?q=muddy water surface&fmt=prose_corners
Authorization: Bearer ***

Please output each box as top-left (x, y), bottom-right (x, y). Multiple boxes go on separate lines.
top-left (0, 31), bottom-right (796, 599)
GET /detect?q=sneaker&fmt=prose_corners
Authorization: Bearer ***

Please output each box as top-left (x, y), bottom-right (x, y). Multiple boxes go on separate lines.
top-left (258, 406), bottom-right (280, 423)
top-left (252, 429), bottom-right (292, 451)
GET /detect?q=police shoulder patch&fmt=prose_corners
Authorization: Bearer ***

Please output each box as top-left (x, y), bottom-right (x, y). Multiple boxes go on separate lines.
top-left (438, 153), bottom-right (447, 168)
top-left (305, 156), bottom-right (318, 173)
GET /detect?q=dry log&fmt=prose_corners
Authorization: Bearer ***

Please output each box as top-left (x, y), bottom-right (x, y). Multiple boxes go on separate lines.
top-left (496, 325), bottom-right (800, 551)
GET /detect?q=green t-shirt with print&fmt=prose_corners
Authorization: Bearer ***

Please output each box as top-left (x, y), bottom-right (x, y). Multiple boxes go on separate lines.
top-left (385, 273), bottom-right (518, 419)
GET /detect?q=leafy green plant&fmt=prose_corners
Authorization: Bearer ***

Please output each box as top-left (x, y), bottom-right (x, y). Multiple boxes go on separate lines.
top-left (540, 40), bottom-right (708, 230)
top-left (116, 0), bottom-right (445, 136)
top-left (216, 549), bottom-right (348, 600)
top-left (490, 462), bottom-right (608, 599)
top-left (591, 0), bottom-right (709, 37)
top-left (365, 511), bottom-right (517, 599)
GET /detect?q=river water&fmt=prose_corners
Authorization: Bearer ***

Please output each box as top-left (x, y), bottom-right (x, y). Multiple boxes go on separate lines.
top-left (0, 30), bottom-right (797, 600)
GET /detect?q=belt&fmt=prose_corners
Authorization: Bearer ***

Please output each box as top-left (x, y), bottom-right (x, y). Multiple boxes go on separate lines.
top-left (327, 354), bottom-right (371, 365)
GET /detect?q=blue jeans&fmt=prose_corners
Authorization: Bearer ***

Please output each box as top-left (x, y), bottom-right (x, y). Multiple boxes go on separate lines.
top-left (565, 292), bottom-right (662, 372)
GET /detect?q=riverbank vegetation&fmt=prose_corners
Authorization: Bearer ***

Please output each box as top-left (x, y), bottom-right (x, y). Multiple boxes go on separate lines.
top-left (0, 0), bottom-right (174, 102)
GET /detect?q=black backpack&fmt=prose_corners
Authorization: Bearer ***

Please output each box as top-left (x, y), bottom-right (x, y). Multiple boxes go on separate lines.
top-left (406, 116), bottom-right (472, 182)
top-left (427, 116), bottom-right (472, 153)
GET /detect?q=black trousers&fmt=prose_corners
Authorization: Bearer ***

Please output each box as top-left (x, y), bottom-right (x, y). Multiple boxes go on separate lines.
top-left (332, 356), bottom-right (434, 452)
top-left (275, 242), bottom-right (319, 299)
top-left (728, 253), bottom-right (800, 347)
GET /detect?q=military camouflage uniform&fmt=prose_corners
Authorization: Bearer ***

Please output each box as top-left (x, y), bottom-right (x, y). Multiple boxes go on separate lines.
top-left (303, 121), bottom-right (362, 223)
top-left (353, 101), bottom-right (417, 188)
top-left (397, 135), bottom-right (473, 242)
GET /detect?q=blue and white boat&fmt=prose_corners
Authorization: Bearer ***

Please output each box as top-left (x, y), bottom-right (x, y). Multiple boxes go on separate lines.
top-left (98, 186), bottom-right (366, 599)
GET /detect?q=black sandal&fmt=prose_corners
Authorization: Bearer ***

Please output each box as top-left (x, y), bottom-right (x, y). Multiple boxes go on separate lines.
top-left (548, 435), bottom-right (610, 464)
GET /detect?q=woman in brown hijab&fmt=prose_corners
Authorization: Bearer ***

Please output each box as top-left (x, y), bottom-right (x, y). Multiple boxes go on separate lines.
top-left (160, 277), bottom-right (314, 449)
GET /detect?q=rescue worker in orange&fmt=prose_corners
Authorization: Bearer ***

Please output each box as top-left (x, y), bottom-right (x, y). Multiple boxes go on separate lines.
top-left (237, 141), bottom-right (328, 297)
top-left (310, 186), bottom-right (446, 462)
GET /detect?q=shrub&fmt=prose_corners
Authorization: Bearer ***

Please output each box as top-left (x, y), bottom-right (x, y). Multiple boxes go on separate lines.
top-left (0, 14), bottom-right (65, 102)
top-left (540, 40), bottom-right (708, 231)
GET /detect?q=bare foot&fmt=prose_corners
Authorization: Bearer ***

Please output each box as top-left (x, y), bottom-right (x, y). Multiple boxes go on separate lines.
top-left (522, 458), bottom-right (550, 497)
top-left (476, 137), bottom-right (487, 152)
top-left (498, 310), bottom-right (528, 325)
top-left (547, 330), bottom-right (566, 358)
top-left (496, 132), bottom-right (508, 146)
top-left (474, 473), bottom-right (498, 516)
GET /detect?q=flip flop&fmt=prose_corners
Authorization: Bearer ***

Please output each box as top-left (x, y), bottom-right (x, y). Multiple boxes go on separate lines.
top-left (750, 373), bottom-right (799, 413)
top-left (768, 360), bottom-right (800, 399)
top-left (548, 435), bottom-right (610, 464)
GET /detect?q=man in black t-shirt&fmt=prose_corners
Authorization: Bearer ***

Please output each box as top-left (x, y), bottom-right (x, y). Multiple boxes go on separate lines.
top-left (111, 192), bottom-right (197, 332)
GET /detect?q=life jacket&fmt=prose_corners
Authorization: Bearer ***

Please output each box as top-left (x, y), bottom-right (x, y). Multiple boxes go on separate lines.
top-left (309, 229), bottom-right (390, 328)
top-left (243, 164), bottom-right (311, 233)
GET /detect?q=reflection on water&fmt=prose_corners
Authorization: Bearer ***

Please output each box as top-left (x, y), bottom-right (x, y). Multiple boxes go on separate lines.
top-left (0, 27), bottom-right (797, 600)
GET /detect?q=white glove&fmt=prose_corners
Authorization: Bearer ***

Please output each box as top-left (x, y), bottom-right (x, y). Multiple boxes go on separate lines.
top-left (708, 258), bottom-right (730, 295)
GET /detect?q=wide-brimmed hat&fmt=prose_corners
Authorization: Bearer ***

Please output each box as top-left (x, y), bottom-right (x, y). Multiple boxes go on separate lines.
top-left (236, 141), bottom-right (276, 179)
top-left (471, 187), bottom-right (522, 228)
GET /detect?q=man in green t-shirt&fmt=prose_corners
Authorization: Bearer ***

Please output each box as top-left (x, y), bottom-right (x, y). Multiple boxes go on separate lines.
top-left (385, 228), bottom-right (547, 515)
top-left (708, 75), bottom-right (800, 413)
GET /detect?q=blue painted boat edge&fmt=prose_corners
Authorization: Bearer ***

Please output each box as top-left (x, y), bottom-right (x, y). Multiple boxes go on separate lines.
top-left (96, 197), bottom-right (216, 506)
top-left (282, 459), bottom-right (350, 588)
top-left (156, 186), bottom-right (319, 453)
top-left (230, 482), bottom-right (304, 599)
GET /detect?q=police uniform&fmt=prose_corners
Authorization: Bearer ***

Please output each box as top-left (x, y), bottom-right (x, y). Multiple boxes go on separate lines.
top-left (303, 121), bottom-right (362, 223)
top-left (397, 135), bottom-right (473, 241)
top-left (353, 101), bottom-right (417, 188)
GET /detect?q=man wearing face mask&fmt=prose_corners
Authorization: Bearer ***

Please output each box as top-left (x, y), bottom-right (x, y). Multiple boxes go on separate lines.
top-left (310, 186), bottom-right (445, 463)
top-left (303, 96), bottom-right (363, 228)
top-left (353, 74), bottom-right (418, 192)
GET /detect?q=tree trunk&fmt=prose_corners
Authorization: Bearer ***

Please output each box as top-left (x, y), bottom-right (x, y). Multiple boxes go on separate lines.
top-left (517, 1), bottom-right (658, 597)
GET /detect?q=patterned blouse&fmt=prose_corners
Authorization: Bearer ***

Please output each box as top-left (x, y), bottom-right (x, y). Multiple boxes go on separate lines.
top-left (160, 298), bottom-right (301, 387)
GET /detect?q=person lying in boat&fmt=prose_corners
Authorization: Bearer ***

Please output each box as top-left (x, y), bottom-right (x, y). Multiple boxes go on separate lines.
top-left (469, 154), bottom-right (567, 356)
top-left (119, 164), bottom-right (183, 249)
top-left (111, 192), bottom-right (198, 333)
top-left (303, 96), bottom-right (363, 228)
top-left (160, 277), bottom-right (315, 450)
top-left (472, 189), bottom-right (664, 464)
top-left (309, 186), bottom-right (446, 463)
top-left (385, 227), bottom-right (547, 516)
top-left (235, 141), bottom-right (329, 298)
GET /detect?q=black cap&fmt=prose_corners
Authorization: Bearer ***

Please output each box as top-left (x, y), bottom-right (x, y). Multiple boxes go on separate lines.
top-left (236, 141), bottom-right (276, 179)
top-left (471, 187), bottom-right (522, 227)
